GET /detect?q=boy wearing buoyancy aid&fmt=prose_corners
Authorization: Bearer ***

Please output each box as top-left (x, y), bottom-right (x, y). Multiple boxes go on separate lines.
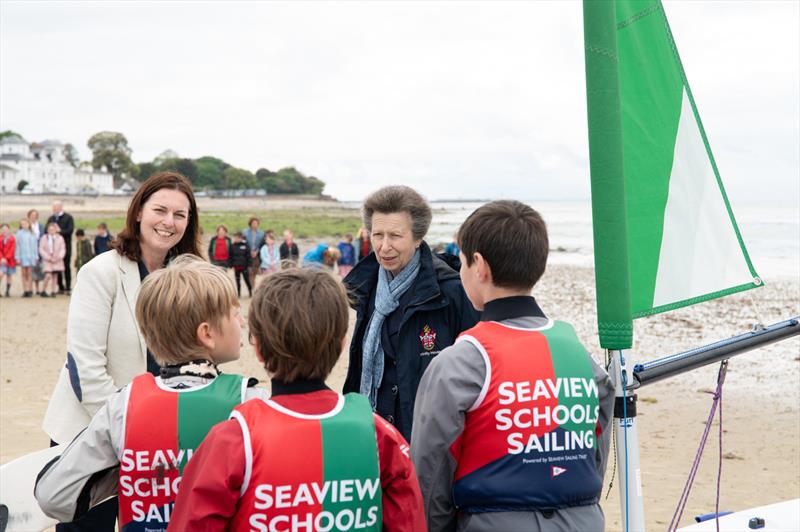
top-left (169, 268), bottom-right (427, 531)
top-left (411, 201), bottom-right (615, 532)
top-left (35, 256), bottom-right (266, 531)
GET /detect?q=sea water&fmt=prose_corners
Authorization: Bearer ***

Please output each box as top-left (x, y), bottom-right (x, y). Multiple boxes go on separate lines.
top-left (422, 201), bottom-right (798, 282)
top-left (343, 200), bottom-right (798, 281)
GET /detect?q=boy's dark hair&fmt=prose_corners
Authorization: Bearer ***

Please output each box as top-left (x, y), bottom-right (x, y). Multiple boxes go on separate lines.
top-left (75, 229), bottom-right (85, 237)
top-left (249, 268), bottom-right (348, 383)
top-left (457, 200), bottom-right (549, 291)
top-left (97, 222), bottom-right (108, 230)
top-left (233, 231), bottom-right (244, 238)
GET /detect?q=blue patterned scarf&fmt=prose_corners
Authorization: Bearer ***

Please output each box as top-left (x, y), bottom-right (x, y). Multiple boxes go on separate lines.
top-left (360, 249), bottom-right (421, 408)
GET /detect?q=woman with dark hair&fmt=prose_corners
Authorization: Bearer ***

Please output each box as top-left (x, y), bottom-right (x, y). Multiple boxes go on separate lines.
top-left (41, 171), bottom-right (201, 531)
top-left (343, 185), bottom-right (480, 441)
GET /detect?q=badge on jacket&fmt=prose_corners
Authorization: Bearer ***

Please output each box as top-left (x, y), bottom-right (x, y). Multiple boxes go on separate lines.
top-left (419, 325), bottom-right (437, 352)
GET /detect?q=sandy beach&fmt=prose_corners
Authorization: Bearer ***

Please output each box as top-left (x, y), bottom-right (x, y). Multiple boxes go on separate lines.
top-left (0, 197), bottom-right (798, 530)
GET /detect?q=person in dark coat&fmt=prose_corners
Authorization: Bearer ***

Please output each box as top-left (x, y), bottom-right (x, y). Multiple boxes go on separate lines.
top-left (93, 223), bottom-right (112, 255)
top-left (46, 200), bottom-right (74, 293)
top-left (343, 185), bottom-right (479, 440)
top-left (230, 231), bottom-right (252, 297)
top-left (279, 229), bottom-right (300, 267)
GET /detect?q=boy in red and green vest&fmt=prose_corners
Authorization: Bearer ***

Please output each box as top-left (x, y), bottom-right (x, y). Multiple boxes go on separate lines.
top-left (35, 255), bottom-right (265, 531)
top-left (411, 200), bottom-right (615, 532)
top-left (170, 268), bottom-right (427, 531)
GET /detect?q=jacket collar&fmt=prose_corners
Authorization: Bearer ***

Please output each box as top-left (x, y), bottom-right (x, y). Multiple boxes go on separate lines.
top-left (480, 295), bottom-right (546, 322)
top-left (345, 241), bottom-right (460, 313)
top-left (118, 252), bottom-right (148, 359)
top-left (271, 378), bottom-right (329, 396)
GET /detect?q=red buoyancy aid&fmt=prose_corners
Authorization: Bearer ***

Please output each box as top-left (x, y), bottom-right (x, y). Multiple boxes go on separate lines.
top-left (229, 393), bottom-right (383, 532)
top-left (118, 373), bottom-right (245, 532)
top-left (450, 320), bottom-right (603, 513)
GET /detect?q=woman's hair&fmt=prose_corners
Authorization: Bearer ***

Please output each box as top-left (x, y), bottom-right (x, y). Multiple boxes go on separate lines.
top-left (248, 217), bottom-right (260, 227)
top-left (216, 224), bottom-right (228, 233)
top-left (26, 209), bottom-right (38, 218)
top-left (362, 185), bottom-right (431, 240)
top-left (136, 254), bottom-right (238, 365)
top-left (111, 172), bottom-right (201, 262)
top-left (249, 268), bottom-right (348, 383)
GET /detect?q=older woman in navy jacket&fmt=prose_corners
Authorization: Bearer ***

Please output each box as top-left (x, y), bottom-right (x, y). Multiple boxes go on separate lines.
top-left (343, 185), bottom-right (479, 441)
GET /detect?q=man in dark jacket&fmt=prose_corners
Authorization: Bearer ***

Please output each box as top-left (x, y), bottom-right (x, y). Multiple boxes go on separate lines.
top-left (344, 187), bottom-right (479, 439)
top-left (47, 200), bottom-right (74, 294)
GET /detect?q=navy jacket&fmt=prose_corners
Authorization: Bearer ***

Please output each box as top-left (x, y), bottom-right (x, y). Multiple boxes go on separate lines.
top-left (230, 240), bottom-right (251, 269)
top-left (343, 241), bottom-right (480, 440)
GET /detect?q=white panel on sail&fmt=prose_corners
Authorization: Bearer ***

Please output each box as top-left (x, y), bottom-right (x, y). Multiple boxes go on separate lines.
top-left (653, 89), bottom-right (753, 308)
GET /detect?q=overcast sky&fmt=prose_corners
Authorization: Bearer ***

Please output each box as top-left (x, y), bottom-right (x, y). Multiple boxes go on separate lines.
top-left (1, 1), bottom-right (797, 205)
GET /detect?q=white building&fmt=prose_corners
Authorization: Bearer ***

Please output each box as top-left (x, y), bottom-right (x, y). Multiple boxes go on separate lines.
top-left (0, 135), bottom-right (114, 194)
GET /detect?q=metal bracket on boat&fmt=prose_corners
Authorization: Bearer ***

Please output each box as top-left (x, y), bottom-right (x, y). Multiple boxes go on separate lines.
top-left (614, 394), bottom-right (637, 418)
top-left (631, 317), bottom-right (799, 389)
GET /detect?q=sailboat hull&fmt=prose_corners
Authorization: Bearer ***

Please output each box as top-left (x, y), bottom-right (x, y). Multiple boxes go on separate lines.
top-left (677, 499), bottom-right (800, 532)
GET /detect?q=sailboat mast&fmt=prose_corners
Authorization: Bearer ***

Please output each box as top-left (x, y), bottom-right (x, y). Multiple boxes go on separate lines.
top-left (583, 1), bottom-right (645, 529)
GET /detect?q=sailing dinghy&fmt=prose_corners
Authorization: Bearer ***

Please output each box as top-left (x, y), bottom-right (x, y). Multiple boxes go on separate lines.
top-left (582, 1), bottom-right (799, 530)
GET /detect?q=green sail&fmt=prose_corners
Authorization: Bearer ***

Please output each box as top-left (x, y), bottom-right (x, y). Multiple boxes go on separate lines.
top-left (583, 0), bottom-right (761, 349)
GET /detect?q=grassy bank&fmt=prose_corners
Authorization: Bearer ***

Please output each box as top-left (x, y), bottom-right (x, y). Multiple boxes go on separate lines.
top-left (74, 208), bottom-right (362, 239)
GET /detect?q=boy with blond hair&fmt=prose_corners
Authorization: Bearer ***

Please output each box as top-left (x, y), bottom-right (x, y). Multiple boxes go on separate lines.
top-left (36, 255), bottom-right (265, 531)
top-left (170, 268), bottom-right (426, 531)
top-left (411, 200), bottom-right (614, 532)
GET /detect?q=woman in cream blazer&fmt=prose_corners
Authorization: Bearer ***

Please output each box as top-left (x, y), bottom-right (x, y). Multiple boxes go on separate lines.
top-left (43, 172), bottom-right (202, 446)
top-left (42, 250), bottom-right (147, 443)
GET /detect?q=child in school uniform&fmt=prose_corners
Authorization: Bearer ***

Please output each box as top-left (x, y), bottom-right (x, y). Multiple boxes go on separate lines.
top-left (0, 223), bottom-right (16, 297)
top-left (337, 233), bottom-right (356, 277)
top-left (230, 231), bottom-right (252, 297)
top-left (411, 200), bottom-right (614, 532)
top-left (35, 255), bottom-right (265, 531)
top-left (73, 229), bottom-right (94, 273)
top-left (259, 230), bottom-right (281, 276)
top-left (169, 268), bottom-right (427, 531)
top-left (14, 218), bottom-right (39, 297)
top-left (38, 222), bottom-right (66, 297)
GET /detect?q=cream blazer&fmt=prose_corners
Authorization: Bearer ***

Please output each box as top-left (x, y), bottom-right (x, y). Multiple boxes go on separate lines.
top-left (42, 250), bottom-right (147, 444)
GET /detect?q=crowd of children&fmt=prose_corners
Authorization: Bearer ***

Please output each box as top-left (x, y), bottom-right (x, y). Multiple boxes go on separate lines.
top-left (0, 204), bottom-right (370, 300)
top-left (29, 199), bottom-right (612, 531)
top-left (207, 218), bottom-right (372, 298)
top-left (0, 206), bottom-right (112, 298)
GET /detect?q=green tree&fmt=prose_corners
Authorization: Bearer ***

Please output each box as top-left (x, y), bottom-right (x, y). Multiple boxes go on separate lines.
top-left (222, 167), bottom-right (257, 189)
top-left (153, 149), bottom-right (179, 166)
top-left (64, 143), bottom-right (79, 167)
top-left (304, 176), bottom-right (325, 195)
top-left (0, 130), bottom-right (24, 142)
top-left (17, 179), bottom-right (29, 192)
top-left (158, 158), bottom-right (198, 183)
top-left (261, 167), bottom-right (325, 194)
top-left (134, 162), bottom-right (158, 182)
top-left (87, 131), bottom-right (133, 187)
top-left (195, 156), bottom-right (229, 189)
